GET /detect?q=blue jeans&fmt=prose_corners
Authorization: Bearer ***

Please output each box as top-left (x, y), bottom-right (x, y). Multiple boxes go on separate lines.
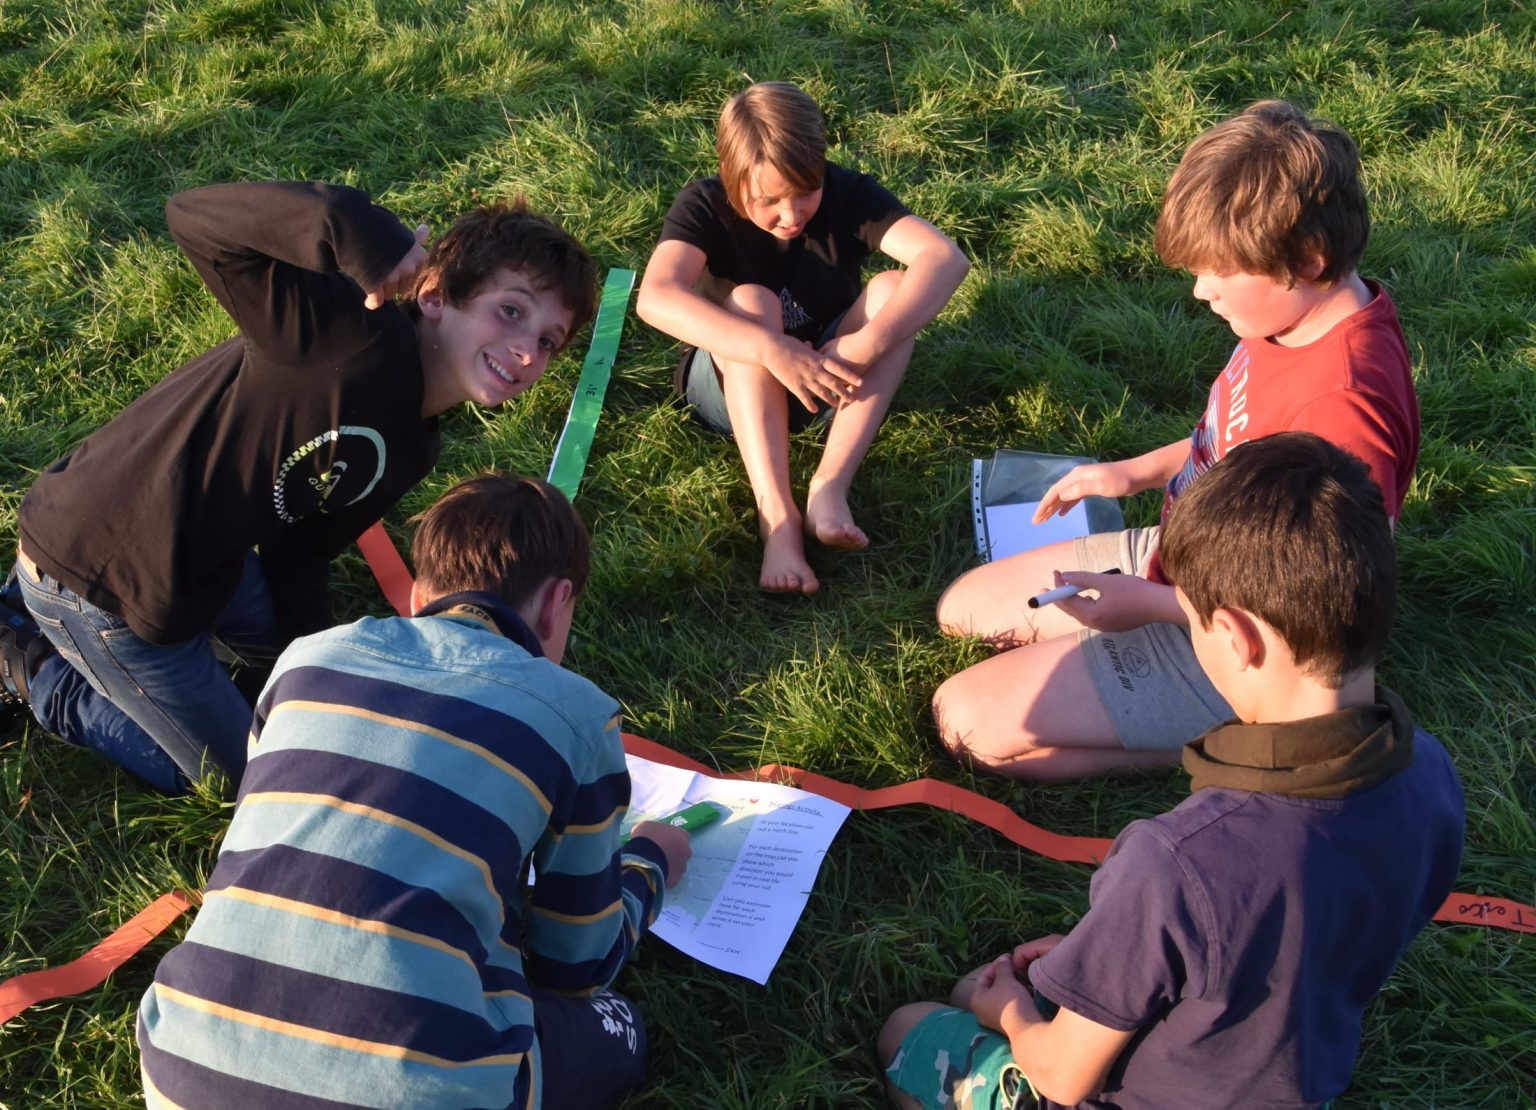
top-left (17, 552), bottom-right (282, 793)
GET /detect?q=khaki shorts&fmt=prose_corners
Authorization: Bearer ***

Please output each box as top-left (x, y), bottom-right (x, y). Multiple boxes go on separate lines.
top-left (1071, 527), bottom-right (1232, 750)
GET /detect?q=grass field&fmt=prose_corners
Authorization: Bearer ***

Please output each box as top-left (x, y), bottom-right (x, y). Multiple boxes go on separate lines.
top-left (2, 0), bottom-right (1533, 1106)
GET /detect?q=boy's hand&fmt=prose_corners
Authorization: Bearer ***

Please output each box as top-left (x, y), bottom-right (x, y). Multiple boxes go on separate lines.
top-left (629, 820), bottom-right (692, 888)
top-left (1051, 571), bottom-right (1181, 632)
top-left (970, 955), bottom-right (1043, 1035)
top-left (363, 223), bottom-right (429, 309)
top-left (765, 337), bottom-right (862, 412)
top-left (1010, 934), bottom-right (1065, 976)
top-left (1033, 461), bottom-right (1139, 522)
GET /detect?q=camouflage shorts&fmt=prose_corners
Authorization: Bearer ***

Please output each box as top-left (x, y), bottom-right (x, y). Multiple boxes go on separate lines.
top-left (885, 1007), bottom-right (1038, 1110)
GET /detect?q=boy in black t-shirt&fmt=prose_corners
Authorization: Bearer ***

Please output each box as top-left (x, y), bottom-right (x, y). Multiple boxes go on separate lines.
top-left (637, 81), bottom-right (969, 594)
top-left (1, 182), bottom-right (595, 792)
top-left (880, 433), bottom-right (1463, 1109)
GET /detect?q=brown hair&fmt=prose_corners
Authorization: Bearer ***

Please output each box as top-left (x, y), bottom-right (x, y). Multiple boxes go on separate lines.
top-left (1160, 432), bottom-right (1396, 688)
top-left (411, 472), bottom-right (591, 611)
top-left (411, 200), bottom-right (598, 345)
top-left (1154, 100), bottom-right (1369, 286)
top-left (716, 81), bottom-right (827, 219)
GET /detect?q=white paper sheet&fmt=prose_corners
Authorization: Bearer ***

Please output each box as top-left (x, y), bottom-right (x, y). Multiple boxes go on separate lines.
top-left (622, 753), bottom-right (850, 984)
top-left (982, 500), bottom-right (1090, 561)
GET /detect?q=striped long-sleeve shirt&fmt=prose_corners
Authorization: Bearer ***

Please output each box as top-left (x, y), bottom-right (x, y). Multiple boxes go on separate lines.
top-left (137, 607), bottom-right (668, 1109)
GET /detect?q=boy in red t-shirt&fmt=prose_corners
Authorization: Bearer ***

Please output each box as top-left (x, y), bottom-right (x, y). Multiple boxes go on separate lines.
top-left (933, 100), bottom-right (1419, 782)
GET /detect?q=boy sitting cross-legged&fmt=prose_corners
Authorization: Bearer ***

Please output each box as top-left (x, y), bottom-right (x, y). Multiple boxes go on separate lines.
top-left (1, 182), bottom-right (594, 793)
top-left (881, 432), bottom-right (1464, 1110)
top-left (137, 472), bottom-right (691, 1110)
top-left (637, 80), bottom-right (969, 594)
top-left (934, 100), bottom-right (1420, 781)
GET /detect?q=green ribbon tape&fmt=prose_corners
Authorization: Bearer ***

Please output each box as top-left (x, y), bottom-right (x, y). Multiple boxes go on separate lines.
top-left (547, 267), bottom-right (635, 498)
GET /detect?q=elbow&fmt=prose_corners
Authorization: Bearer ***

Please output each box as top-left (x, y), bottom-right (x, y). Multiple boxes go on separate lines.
top-left (634, 284), bottom-right (659, 328)
top-left (1027, 1060), bottom-right (1110, 1106)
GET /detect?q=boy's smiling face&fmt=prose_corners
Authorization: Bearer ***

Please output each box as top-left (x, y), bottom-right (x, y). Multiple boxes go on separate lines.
top-left (419, 267), bottom-right (574, 414)
top-left (742, 162), bottom-right (823, 240)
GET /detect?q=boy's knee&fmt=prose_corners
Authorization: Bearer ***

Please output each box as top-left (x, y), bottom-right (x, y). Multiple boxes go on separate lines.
top-left (932, 673), bottom-right (1041, 768)
top-left (865, 268), bottom-right (904, 312)
top-left (723, 283), bottom-right (784, 327)
top-left (878, 1002), bottom-right (944, 1066)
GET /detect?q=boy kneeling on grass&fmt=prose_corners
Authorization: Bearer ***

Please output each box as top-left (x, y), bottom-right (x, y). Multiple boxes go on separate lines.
top-left (637, 80), bottom-right (969, 595)
top-left (137, 473), bottom-right (691, 1110)
top-left (1, 181), bottom-right (593, 794)
top-left (881, 433), bottom-right (1464, 1110)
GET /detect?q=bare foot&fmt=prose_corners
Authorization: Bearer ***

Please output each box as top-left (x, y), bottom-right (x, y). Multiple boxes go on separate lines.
top-left (804, 484), bottom-right (869, 551)
top-left (760, 521), bottom-right (819, 594)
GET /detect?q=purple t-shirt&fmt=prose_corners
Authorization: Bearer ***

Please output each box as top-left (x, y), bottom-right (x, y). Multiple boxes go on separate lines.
top-left (1029, 731), bottom-right (1463, 1109)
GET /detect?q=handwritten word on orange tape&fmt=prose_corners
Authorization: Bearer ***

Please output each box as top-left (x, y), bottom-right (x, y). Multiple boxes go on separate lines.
top-left (0, 891), bottom-right (200, 1026)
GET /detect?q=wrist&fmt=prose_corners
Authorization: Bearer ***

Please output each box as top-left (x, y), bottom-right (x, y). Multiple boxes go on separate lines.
top-left (999, 997), bottom-right (1042, 1039)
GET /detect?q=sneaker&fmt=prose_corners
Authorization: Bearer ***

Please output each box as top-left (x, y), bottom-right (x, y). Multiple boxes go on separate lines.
top-left (1, 601), bottom-right (52, 711)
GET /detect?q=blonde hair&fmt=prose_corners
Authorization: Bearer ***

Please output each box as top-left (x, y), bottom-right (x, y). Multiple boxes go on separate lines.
top-left (716, 81), bottom-right (826, 218)
top-left (1155, 100), bottom-right (1369, 285)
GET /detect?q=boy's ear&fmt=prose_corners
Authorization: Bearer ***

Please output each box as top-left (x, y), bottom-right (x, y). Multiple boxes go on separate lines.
top-left (1210, 606), bottom-right (1266, 672)
top-left (531, 576), bottom-right (575, 640)
top-left (409, 580), bottom-right (423, 616)
top-left (416, 277), bottom-right (446, 321)
top-left (1295, 252), bottom-right (1329, 283)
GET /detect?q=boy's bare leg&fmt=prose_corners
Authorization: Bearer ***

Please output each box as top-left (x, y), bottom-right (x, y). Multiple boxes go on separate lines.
top-left (877, 1002), bottom-right (949, 1110)
top-left (714, 286), bottom-right (818, 594)
top-left (806, 270), bottom-right (915, 551)
top-left (935, 537), bottom-right (1095, 646)
top-left (932, 633), bottom-right (1180, 783)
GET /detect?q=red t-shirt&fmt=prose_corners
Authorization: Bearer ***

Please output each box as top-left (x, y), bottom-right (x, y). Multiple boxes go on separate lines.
top-left (1149, 280), bottom-right (1419, 583)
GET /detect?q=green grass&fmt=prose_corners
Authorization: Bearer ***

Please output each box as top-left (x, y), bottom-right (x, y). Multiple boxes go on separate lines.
top-left (2, 0), bottom-right (1533, 1105)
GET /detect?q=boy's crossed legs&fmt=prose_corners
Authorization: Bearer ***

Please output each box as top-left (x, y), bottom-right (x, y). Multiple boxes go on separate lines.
top-left (932, 530), bottom-right (1227, 781)
top-left (710, 270), bottom-right (914, 594)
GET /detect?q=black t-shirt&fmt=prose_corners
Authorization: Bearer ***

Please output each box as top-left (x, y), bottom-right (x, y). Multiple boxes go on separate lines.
top-left (18, 182), bottom-right (440, 645)
top-left (657, 162), bottom-right (909, 341)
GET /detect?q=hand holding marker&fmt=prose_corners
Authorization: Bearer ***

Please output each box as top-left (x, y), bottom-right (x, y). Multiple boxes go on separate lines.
top-left (625, 801), bottom-right (726, 843)
top-left (1027, 568), bottom-right (1122, 610)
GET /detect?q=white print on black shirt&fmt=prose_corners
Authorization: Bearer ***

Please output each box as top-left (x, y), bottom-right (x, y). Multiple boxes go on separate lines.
top-left (779, 287), bottom-right (813, 334)
top-left (273, 425), bottom-right (388, 523)
top-left (590, 993), bottom-right (639, 1054)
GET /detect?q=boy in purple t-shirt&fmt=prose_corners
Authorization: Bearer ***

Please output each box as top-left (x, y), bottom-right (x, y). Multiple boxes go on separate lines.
top-left (880, 433), bottom-right (1463, 1109)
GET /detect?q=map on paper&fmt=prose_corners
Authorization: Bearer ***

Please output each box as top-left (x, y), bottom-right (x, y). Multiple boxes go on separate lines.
top-left (622, 753), bottom-right (850, 984)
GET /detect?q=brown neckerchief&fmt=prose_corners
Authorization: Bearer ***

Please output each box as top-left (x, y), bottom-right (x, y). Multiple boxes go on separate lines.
top-left (1183, 686), bottom-right (1415, 799)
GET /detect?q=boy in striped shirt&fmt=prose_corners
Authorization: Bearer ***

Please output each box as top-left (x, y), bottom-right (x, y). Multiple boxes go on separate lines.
top-left (137, 473), bottom-right (691, 1109)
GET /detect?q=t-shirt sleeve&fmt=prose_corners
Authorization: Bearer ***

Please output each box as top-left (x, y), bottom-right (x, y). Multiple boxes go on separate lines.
top-left (164, 181), bottom-right (416, 361)
top-left (524, 711), bottom-right (666, 995)
top-left (843, 171), bottom-right (911, 253)
top-left (1289, 389), bottom-right (1407, 517)
top-left (656, 179), bottom-right (725, 258)
top-left (1028, 823), bottom-right (1212, 1032)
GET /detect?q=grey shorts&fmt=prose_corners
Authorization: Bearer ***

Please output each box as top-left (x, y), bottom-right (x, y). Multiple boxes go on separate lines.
top-left (678, 315), bottom-right (844, 437)
top-left (1071, 527), bottom-right (1233, 751)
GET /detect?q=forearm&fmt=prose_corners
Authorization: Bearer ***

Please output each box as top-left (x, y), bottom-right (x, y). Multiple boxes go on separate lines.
top-left (838, 244), bottom-right (969, 363)
top-left (636, 279), bottom-right (785, 367)
top-left (1001, 1008), bottom-right (1110, 1106)
top-left (1122, 439), bottom-right (1192, 493)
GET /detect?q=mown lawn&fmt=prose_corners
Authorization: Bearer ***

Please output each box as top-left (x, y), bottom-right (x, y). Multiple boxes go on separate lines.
top-left (1, 1), bottom-right (1532, 1106)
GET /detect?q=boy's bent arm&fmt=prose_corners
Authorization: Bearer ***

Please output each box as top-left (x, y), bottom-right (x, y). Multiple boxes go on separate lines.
top-left (524, 719), bottom-right (669, 995)
top-left (637, 239), bottom-right (849, 390)
top-left (1003, 1002), bottom-right (1135, 1104)
top-left (165, 181), bottom-right (417, 353)
top-left (825, 214), bottom-right (968, 367)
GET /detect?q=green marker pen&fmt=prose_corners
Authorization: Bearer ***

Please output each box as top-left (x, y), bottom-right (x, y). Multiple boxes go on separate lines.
top-left (625, 801), bottom-right (726, 843)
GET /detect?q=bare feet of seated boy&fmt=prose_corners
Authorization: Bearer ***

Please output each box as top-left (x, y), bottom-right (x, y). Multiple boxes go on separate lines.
top-left (759, 519), bottom-right (820, 595)
top-left (804, 481), bottom-right (869, 551)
